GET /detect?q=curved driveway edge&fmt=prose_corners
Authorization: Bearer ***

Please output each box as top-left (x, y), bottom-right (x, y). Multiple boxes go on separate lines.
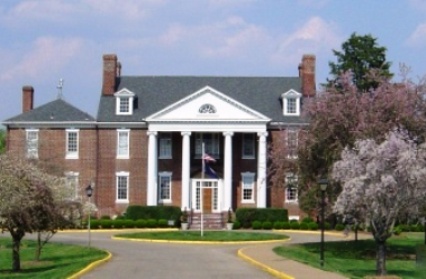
top-left (67, 250), bottom-right (112, 279)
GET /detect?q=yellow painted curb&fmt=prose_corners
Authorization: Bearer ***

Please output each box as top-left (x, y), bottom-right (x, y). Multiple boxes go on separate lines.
top-left (238, 247), bottom-right (295, 279)
top-left (273, 229), bottom-right (347, 237)
top-left (112, 235), bottom-right (289, 245)
top-left (67, 249), bottom-right (112, 279)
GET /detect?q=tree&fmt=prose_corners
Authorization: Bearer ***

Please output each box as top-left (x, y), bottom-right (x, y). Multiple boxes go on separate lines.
top-left (296, 72), bottom-right (426, 214)
top-left (0, 155), bottom-right (59, 271)
top-left (328, 33), bottom-right (392, 91)
top-left (332, 130), bottom-right (426, 275)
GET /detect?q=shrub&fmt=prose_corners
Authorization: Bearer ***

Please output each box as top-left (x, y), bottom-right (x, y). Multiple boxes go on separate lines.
top-left (299, 222), bottom-right (309, 230)
top-left (335, 224), bottom-right (345, 231)
top-left (123, 220), bottom-right (135, 228)
top-left (252, 221), bottom-right (262, 230)
top-left (100, 219), bottom-right (113, 229)
top-left (289, 219), bottom-right (299, 223)
top-left (400, 224), bottom-right (411, 232)
top-left (393, 226), bottom-right (402, 236)
top-left (233, 220), bottom-right (241, 230)
top-left (100, 215), bottom-right (111, 220)
top-left (301, 217), bottom-right (314, 223)
top-left (324, 222), bottom-right (331, 230)
top-left (90, 220), bottom-right (101, 229)
top-left (146, 219), bottom-right (157, 228)
top-left (135, 219), bottom-right (147, 228)
top-left (273, 221), bottom-right (283, 230)
top-left (125, 205), bottom-right (181, 225)
top-left (308, 222), bottom-right (318, 230)
top-left (158, 219), bottom-right (168, 228)
top-left (290, 222), bottom-right (300, 230)
top-left (235, 208), bottom-right (288, 228)
top-left (114, 219), bottom-right (126, 228)
top-left (262, 221), bottom-right (273, 230)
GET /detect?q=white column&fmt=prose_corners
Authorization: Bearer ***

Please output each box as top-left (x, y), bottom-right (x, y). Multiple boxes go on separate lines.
top-left (181, 132), bottom-right (191, 210)
top-left (147, 131), bottom-right (158, 206)
top-left (223, 131), bottom-right (234, 211)
top-left (257, 131), bottom-right (268, 208)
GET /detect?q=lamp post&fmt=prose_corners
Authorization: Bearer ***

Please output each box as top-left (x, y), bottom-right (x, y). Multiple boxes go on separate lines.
top-left (85, 184), bottom-right (93, 248)
top-left (318, 178), bottom-right (328, 268)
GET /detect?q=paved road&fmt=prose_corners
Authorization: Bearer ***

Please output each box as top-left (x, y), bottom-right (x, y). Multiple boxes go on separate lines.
top-left (50, 230), bottom-right (277, 279)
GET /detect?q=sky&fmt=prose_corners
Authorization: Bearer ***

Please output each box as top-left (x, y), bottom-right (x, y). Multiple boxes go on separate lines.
top-left (1, 0), bottom-right (426, 124)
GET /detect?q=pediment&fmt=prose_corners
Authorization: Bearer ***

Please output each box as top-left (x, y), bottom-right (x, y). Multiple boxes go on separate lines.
top-left (145, 86), bottom-right (270, 123)
top-left (114, 88), bottom-right (135, 97)
top-left (281, 89), bottom-right (302, 98)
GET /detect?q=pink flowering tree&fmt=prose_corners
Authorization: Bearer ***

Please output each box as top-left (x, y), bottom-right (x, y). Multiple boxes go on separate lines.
top-left (332, 130), bottom-right (426, 276)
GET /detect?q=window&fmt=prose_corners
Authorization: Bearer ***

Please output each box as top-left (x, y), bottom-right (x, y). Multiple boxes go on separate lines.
top-left (159, 133), bottom-right (172, 159)
top-left (242, 134), bottom-right (255, 159)
top-left (114, 89), bottom-right (135, 115)
top-left (116, 172), bottom-right (129, 203)
top-left (195, 133), bottom-right (220, 158)
top-left (199, 103), bottom-right (216, 114)
top-left (65, 172), bottom-right (79, 200)
top-left (117, 129), bottom-right (130, 159)
top-left (158, 172), bottom-right (172, 202)
top-left (66, 129), bottom-right (79, 159)
top-left (287, 129), bottom-right (298, 159)
top-left (26, 129), bottom-right (38, 159)
top-left (241, 172), bottom-right (255, 203)
top-left (281, 90), bottom-right (302, 116)
top-left (285, 174), bottom-right (298, 203)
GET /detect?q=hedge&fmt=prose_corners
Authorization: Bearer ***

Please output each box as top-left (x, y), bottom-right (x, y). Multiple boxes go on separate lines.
top-left (124, 205), bottom-right (181, 225)
top-left (235, 208), bottom-right (288, 228)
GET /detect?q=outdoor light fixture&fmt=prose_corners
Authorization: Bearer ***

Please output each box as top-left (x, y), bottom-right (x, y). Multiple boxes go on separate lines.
top-left (86, 184), bottom-right (93, 248)
top-left (318, 178), bottom-right (328, 268)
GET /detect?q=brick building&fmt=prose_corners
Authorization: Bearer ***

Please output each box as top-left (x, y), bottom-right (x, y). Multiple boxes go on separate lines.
top-left (3, 54), bottom-right (316, 224)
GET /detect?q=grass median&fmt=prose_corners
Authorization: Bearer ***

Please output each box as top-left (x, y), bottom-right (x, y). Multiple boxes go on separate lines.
top-left (273, 232), bottom-right (424, 279)
top-left (115, 230), bottom-right (289, 242)
top-left (0, 237), bottom-right (108, 279)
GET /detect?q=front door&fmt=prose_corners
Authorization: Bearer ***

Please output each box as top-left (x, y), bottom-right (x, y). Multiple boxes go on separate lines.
top-left (192, 179), bottom-right (219, 213)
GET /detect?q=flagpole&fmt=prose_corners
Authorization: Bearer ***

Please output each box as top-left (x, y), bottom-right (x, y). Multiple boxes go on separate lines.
top-left (201, 143), bottom-right (205, 237)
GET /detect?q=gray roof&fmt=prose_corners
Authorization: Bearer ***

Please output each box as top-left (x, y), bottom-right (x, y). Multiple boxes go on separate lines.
top-left (4, 99), bottom-right (95, 123)
top-left (97, 76), bottom-right (309, 124)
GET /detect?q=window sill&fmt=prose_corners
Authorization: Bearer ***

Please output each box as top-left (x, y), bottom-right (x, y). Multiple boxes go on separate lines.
top-left (115, 200), bottom-right (129, 204)
top-left (116, 156), bottom-right (130, 160)
top-left (159, 156), bottom-right (173, 160)
top-left (241, 200), bottom-right (255, 204)
top-left (284, 200), bottom-right (299, 204)
top-left (242, 156), bottom-right (255, 160)
top-left (66, 155), bottom-right (79, 160)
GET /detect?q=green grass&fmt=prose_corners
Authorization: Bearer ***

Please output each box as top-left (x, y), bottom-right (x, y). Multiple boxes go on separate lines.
top-left (273, 233), bottom-right (425, 279)
top-left (115, 230), bottom-right (289, 242)
top-left (0, 237), bottom-right (108, 278)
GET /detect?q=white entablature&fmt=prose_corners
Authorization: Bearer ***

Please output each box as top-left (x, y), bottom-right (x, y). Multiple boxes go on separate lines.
top-left (145, 86), bottom-right (271, 132)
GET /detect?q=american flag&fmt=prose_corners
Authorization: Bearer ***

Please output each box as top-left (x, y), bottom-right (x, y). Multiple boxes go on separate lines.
top-left (203, 153), bottom-right (216, 163)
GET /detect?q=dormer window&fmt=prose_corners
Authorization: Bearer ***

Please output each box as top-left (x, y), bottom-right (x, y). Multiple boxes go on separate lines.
top-left (281, 89), bottom-right (302, 116)
top-left (114, 88), bottom-right (135, 115)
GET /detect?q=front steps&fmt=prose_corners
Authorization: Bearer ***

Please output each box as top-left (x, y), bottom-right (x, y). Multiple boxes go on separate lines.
top-left (188, 212), bottom-right (225, 230)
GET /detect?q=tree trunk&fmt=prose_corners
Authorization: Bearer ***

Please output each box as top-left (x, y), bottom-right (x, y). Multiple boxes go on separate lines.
top-left (376, 240), bottom-right (387, 276)
top-left (11, 229), bottom-right (25, 272)
top-left (35, 232), bottom-right (42, 261)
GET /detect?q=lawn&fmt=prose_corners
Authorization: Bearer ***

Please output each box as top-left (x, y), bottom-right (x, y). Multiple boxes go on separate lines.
top-left (0, 237), bottom-right (108, 278)
top-left (273, 233), bottom-right (425, 279)
top-left (115, 230), bottom-right (289, 242)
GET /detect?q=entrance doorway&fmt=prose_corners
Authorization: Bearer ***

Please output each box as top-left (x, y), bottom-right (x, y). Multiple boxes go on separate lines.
top-left (192, 179), bottom-right (219, 213)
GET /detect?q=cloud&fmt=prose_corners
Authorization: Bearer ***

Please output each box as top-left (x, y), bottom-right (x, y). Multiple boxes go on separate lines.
top-left (0, 37), bottom-right (84, 81)
top-left (406, 23), bottom-right (426, 47)
top-left (273, 16), bottom-right (340, 65)
top-left (408, 0), bottom-right (426, 13)
top-left (296, 0), bottom-right (330, 8)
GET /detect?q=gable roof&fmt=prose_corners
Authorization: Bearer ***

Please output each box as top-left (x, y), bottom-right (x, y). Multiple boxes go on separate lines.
top-left (97, 76), bottom-right (309, 124)
top-left (4, 99), bottom-right (95, 124)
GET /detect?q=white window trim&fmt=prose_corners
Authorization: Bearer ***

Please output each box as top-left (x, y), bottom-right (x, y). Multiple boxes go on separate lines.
top-left (286, 129), bottom-right (299, 159)
top-left (159, 133), bottom-right (172, 159)
top-left (158, 171), bottom-right (172, 203)
top-left (281, 89), bottom-right (302, 116)
top-left (285, 173), bottom-right (298, 203)
top-left (115, 89), bottom-right (135, 115)
top-left (65, 171), bottom-right (79, 200)
top-left (116, 171), bottom-right (129, 203)
top-left (241, 172), bottom-right (255, 203)
top-left (66, 129), bottom-right (79, 159)
top-left (117, 129), bottom-right (130, 159)
top-left (242, 133), bottom-right (255, 159)
top-left (26, 129), bottom-right (39, 159)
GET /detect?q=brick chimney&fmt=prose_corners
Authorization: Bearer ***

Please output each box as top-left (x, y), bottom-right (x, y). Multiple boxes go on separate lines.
top-left (102, 54), bottom-right (118, 96)
top-left (22, 86), bottom-right (34, 113)
top-left (299, 54), bottom-right (316, 97)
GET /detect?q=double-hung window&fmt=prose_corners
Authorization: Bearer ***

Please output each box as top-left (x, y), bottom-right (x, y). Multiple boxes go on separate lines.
top-left (114, 89), bottom-right (135, 115)
top-left (281, 89), bottom-right (302, 116)
top-left (285, 174), bottom-right (298, 203)
top-left (65, 172), bottom-right (79, 200)
top-left (286, 129), bottom-right (298, 159)
top-left (195, 133), bottom-right (220, 158)
top-left (26, 129), bottom-right (39, 159)
top-left (241, 172), bottom-right (255, 203)
top-left (158, 172), bottom-right (172, 203)
top-left (242, 133), bottom-right (255, 159)
top-left (159, 133), bottom-right (172, 159)
top-left (116, 172), bottom-right (129, 203)
top-left (66, 129), bottom-right (79, 159)
top-left (117, 129), bottom-right (130, 159)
